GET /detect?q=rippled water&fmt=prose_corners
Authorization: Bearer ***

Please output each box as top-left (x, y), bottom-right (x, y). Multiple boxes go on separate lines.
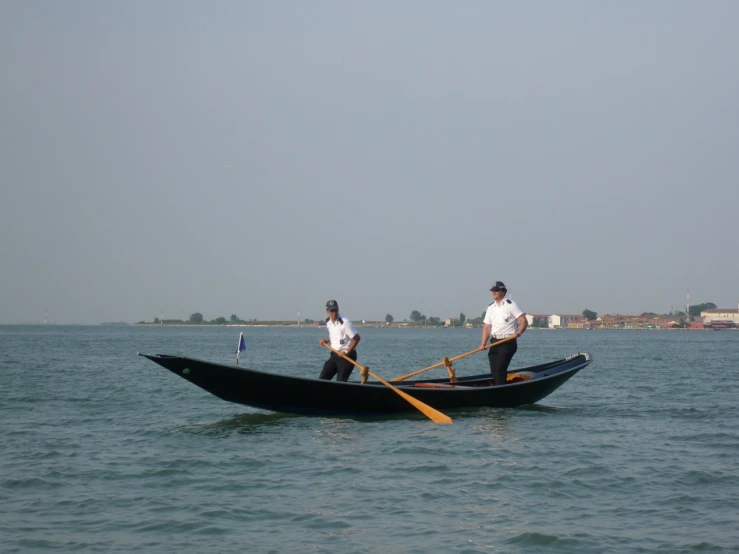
top-left (1, 325), bottom-right (738, 553)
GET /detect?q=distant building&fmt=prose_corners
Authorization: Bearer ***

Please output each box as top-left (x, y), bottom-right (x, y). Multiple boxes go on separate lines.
top-left (527, 314), bottom-right (550, 328)
top-left (567, 319), bottom-right (592, 329)
top-left (701, 308), bottom-right (739, 326)
top-left (549, 314), bottom-right (582, 329)
top-left (598, 314), bottom-right (639, 328)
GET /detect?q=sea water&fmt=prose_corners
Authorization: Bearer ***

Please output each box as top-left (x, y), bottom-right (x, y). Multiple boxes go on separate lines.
top-left (1, 325), bottom-right (738, 553)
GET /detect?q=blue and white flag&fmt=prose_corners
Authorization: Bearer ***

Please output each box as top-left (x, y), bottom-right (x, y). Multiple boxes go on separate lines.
top-left (236, 332), bottom-right (246, 365)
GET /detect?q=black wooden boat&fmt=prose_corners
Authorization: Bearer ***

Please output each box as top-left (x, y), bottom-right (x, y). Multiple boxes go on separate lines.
top-left (139, 352), bottom-right (591, 417)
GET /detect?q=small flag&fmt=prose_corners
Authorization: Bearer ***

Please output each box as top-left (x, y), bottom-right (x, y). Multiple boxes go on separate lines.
top-left (236, 332), bottom-right (246, 365)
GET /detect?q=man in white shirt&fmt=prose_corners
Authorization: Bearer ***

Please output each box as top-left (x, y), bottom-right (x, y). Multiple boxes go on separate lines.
top-left (478, 281), bottom-right (527, 385)
top-left (318, 299), bottom-right (361, 381)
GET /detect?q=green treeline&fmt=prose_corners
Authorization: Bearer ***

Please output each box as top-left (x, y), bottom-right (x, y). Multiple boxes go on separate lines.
top-left (136, 313), bottom-right (316, 325)
top-left (402, 311), bottom-right (471, 327)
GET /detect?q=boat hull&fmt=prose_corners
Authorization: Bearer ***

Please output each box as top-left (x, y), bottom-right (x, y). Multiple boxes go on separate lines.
top-left (140, 352), bottom-right (592, 417)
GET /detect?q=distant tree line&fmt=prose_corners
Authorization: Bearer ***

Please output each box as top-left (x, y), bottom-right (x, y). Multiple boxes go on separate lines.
top-left (396, 310), bottom-right (471, 327)
top-left (689, 302), bottom-right (716, 316)
top-left (638, 302), bottom-right (715, 319)
top-left (138, 312), bottom-right (318, 325)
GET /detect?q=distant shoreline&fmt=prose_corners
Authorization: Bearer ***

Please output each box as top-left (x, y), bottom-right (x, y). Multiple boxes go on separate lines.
top-left (128, 323), bottom-right (735, 331)
top-left (0, 321), bottom-right (739, 331)
top-left (1, 323), bottom-right (735, 331)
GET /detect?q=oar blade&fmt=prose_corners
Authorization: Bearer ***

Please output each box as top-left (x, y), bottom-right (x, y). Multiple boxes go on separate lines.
top-left (396, 388), bottom-right (453, 424)
top-left (370, 370), bottom-right (452, 424)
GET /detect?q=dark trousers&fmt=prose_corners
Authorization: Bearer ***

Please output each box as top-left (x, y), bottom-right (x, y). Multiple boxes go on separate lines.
top-left (488, 338), bottom-right (517, 386)
top-left (320, 351), bottom-right (357, 382)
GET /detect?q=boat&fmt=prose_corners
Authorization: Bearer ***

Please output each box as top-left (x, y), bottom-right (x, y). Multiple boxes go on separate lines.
top-left (139, 352), bottom-right (592, 417)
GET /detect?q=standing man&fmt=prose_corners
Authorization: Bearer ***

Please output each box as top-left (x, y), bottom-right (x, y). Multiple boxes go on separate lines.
top-left (478, 281), bottom-right (527, 385)
top-left (318, 299), bottom-right (361, 381)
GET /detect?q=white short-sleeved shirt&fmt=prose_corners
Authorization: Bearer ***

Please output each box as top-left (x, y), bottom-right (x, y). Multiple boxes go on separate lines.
top-left (483, 299), bottom-right (525, 337)
top-left (326, 315), bottom-right (358, 352)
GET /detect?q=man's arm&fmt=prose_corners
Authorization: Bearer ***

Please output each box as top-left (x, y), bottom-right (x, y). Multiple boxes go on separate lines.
top-left (514, 314), bottom-right (528, 338)
top-left (479, 323), bottom-right (492, 350)
top-left (345, 334), bottom-right (360, 354)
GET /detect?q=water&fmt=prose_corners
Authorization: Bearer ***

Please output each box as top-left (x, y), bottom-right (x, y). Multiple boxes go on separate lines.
top-left (1, 325), bottom-right (738, 553)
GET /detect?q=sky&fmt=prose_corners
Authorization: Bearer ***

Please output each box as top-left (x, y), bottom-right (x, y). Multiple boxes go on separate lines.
top-left (1, 1), bottom-right (737, 324)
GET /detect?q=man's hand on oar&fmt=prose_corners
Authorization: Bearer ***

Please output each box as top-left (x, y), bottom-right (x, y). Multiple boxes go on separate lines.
top-left (321, 344), bottom-right (452, 425)
top-left (477, 335), bottom-right (517, 352)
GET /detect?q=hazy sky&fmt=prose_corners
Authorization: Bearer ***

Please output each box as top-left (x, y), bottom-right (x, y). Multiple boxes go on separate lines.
top-left (2, 1), bottom-right (737, 324)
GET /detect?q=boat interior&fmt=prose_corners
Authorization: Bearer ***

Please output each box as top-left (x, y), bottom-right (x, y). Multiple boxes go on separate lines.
top-left (412, 371), bottom-right (536, 388)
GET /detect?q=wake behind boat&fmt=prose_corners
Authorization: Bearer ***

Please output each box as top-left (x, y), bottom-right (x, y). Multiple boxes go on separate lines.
top-left (139, 352), bottom-right (592, 418)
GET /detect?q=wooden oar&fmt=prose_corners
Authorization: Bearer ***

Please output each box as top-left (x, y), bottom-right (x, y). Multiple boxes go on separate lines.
top-left (390, 336), bottom-right (517, 382)
top-left (322, 344), bottom-right (452, 424)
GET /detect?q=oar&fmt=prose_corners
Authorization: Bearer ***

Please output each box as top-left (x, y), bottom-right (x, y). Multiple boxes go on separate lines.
top-left (322, 344), bottom-right (452, 424)
top-left (390, 336), bottom-right (517, 382)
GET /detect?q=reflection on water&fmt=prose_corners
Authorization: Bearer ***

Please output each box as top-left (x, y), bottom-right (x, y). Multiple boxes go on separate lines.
top-left (467, 409), bottom-right (515, 440)
top-left (515, 404), bottom-right (570, 414)
top-left (312, 419), bottom-right (361, 453)
top-left (181, 403), bottom-right (571, 440)
top-left (181, 406), bottom-right (535, 440)
top-left (181, 411), bottom-right (300, 437)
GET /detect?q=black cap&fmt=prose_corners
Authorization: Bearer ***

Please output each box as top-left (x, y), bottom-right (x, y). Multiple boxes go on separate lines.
top-left (489, 281), bottom-right (507, 292)
top-left (326, 300), bottom-right (339, 311)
